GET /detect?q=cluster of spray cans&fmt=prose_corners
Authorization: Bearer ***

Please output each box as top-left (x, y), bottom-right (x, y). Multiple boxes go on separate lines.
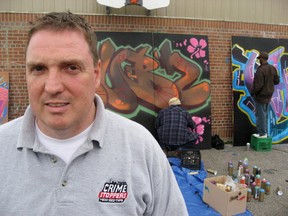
top-left (227, 158), bottom-right (281, 202)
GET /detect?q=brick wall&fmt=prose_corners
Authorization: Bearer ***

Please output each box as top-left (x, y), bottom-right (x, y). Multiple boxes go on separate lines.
top-left (1, 13), bottom-right (288, 142)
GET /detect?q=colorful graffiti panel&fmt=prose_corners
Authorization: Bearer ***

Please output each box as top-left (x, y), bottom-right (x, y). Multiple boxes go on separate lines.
top-left (232, 36), bottom-right (288, 145)
top-left (0, 72), bottom-right (9, 125)
top-left (96, 32), bottom-right (211, 149)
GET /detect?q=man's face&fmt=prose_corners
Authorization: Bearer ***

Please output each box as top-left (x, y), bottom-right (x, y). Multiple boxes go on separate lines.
top-left (26, 29), bottom-right (101, 138)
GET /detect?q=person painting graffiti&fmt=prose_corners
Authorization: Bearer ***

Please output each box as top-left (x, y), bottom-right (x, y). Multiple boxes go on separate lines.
top-left (0, 12), bottom-right (188, 215)
top-left (155, 97), bottom-right (199, 152)
top-left (251, 52), bottom-right (280, 138)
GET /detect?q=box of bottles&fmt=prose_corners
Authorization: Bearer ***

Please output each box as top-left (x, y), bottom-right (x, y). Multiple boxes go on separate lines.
top-left (203, 176), bottom-right (247, 216)
top-left (180, 150), bottom-right (201, 170)
top-left (250, 135), bottom-right (272, 152)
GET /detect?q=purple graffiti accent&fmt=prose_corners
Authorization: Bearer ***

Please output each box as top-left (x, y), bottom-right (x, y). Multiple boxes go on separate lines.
top-left (243, 52), bottom-right (258, 93)
top-left (187, 38), bottom-right (207, 59)
top-left (191, 116), bottom-right (211, 144)
top-left (268, 48), bottom-right (287, 118)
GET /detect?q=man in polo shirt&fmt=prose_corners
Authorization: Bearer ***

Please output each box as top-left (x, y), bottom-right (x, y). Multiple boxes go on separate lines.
top-left (0, 12), bottom-right (188, 215)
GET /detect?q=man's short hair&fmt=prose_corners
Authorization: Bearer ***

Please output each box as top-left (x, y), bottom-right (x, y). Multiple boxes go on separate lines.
top-left (257, 52), bottom-right (269, 60)
top-left (26, 11), bottom-right (99, 64)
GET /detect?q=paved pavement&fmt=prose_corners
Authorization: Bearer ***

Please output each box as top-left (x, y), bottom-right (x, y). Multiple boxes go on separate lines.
top-left (200, 143), bottom-right (288, 216)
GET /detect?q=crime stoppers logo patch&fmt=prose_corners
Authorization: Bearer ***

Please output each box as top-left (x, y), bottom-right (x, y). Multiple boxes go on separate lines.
top-left (98, 180), bottom-right (128, 203)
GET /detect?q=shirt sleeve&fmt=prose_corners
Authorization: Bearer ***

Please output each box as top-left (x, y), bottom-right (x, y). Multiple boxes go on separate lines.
top-left (187, 112), bottom-right (196, 129)
top-left (272, 66), bottom-right (280, 85)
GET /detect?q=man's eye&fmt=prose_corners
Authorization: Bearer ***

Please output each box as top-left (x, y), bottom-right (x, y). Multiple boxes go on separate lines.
top-left (34, 66), bottom-right (44, 71)
top-left (68, 65), bottom-right (79, 70)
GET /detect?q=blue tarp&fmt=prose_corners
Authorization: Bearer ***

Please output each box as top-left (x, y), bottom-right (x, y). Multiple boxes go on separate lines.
top-left (168, 157), bottom-right (253, 216)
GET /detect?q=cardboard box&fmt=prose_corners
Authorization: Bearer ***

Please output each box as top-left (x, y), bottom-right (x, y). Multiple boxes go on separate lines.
top-left (203, 176), bottom-right (247, 216)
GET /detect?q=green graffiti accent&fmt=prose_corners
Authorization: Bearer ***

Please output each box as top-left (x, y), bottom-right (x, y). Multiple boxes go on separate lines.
top-left (115, 105), bottom-right (158, 119)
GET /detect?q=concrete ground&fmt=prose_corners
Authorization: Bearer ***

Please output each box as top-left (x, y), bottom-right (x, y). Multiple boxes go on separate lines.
top-left (200, 143), bottom-right (288, 216)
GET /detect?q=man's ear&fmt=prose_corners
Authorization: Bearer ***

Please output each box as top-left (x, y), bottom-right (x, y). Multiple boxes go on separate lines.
top-left (95, 59), bottom-right (101, 89)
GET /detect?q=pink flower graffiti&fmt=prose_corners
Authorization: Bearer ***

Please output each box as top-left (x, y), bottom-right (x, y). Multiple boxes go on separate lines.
top-left (187, 38), bottom-right (207, 59)
top-left (192, 116), bottom-right (210, 144)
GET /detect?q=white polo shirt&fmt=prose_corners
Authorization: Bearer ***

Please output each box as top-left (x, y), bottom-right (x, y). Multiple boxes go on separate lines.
top-left (0, 95), bottom-right (188, 216)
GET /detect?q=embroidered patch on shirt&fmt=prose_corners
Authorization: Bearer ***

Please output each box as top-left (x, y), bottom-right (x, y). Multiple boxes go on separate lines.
top-left (98, 180), bottom-right (128, 203)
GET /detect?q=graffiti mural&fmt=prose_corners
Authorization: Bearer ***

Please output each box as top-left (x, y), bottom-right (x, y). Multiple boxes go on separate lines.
top-left (0, 72), bottom-right (9, 125)
top-left (96, 32), bottom-right (211, 149)
top-left (232, 36), bottom-right (288, 146)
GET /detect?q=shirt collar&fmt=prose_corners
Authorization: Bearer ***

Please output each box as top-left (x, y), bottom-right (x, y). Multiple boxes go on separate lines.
top-left (17, 94), bottom-right (106, 150)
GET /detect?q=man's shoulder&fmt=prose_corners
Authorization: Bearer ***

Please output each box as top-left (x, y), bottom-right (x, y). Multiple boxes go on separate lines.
top-left (105, 109), bottom-right (147, 131)
top-left (263, 63), bottom-right (275, 70)
top-left (0, 117), bottom-right (23, 133)
top-left (0, 117), bottom-right (23, 153)
top-left (158, 106), bottom-right (172, 113)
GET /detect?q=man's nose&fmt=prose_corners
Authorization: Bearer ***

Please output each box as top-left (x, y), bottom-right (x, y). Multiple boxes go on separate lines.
top-left (44, 70), bottom-right (64, 94)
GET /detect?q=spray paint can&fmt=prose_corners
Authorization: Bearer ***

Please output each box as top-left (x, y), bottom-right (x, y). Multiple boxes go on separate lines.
top-left (255, 174), bottom-right (261, 186)
top-left (276, 186), bottom-right (283, 196)
top-left (256, 167), bottom-right (261, 175)
top-left (254, 186), bottom-right (260, 200)
top-left (228, 164), bottom-right (233, 176)
top-left (251, 182), bottom-right (256, 195)
top-left (259, 189), bottom-right (265, 202)
top-left (228, 161), bottom-right (233, 169)
top-left (247, 188), bottom-right (252, 202)
top-left (240, 176), bottom-right (245, 185)
top-left (238, 165), bottom-right (243, 177)
top-left (243, 158), bottom-right (249, 171)
top-left (265, 181), bottom-right (271, 195)
top-left (245, 173), bottom-right (250, 186)
top-left (245, 168), bottom-right (250, 174)
top-left (227, 161), bottom-right (233, 175)
top-left (237, 160), bottom-right (242, 169)
top-left (246, 142), bottom-right (250, 151)
top-left (253, 165), bottom-right (258, 176)
top-left (261, 178), bottom-right (267, 189)
top-left (207, 168), bottom-right (218, 175)
top-left (250, 174), bottom-right (255, 185)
